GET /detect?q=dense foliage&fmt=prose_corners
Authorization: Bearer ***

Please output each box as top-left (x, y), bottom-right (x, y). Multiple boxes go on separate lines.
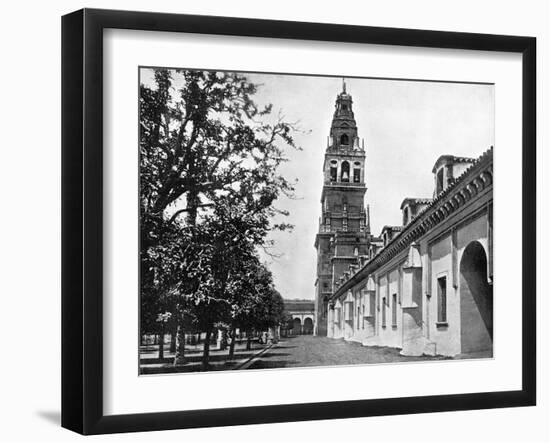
top-left (139, 68), bottom-right (297, 369)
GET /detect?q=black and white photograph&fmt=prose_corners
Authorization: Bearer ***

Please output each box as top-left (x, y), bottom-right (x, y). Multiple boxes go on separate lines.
top-left (139, 68), bottom-right (494, 375)
top-left (0, 0), bottom-right (545, 440)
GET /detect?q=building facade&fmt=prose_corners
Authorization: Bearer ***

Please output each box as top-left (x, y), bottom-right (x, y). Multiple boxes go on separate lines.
top-left (314, 82), bottom-right (370, 336)
top-left (326, 149), bottom-right (494, 357)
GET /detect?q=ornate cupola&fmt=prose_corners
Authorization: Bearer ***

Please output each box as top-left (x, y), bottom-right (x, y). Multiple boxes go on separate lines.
top-left (328, 79), bottom-right (362, 151)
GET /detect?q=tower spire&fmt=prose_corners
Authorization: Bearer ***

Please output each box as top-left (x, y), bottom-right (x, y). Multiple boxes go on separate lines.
top-left (314, 83), bottom-right (369, 336)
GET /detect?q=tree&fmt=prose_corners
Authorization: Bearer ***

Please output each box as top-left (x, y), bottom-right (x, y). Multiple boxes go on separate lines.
top-left (139, 68), bottom-right (299, 366)
top-left (188, 197), bottom-right (285, 369)
top-left (225, 255), bottom-right (272, 358)
top-left (139, 68), bottom-right (298, 231)
top-left (227, 260), bottom-right (286, 353)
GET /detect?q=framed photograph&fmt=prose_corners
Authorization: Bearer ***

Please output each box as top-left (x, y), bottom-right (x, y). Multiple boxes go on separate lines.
top-left (62, 8), bottom-right (536, 435)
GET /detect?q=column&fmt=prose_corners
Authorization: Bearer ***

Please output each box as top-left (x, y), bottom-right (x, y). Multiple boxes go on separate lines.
top-left (400, 243), bottom-right (426, 356)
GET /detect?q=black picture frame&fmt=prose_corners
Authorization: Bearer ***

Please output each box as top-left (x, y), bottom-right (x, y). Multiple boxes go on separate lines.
top-left (61, 8), bottom-right (536, 435)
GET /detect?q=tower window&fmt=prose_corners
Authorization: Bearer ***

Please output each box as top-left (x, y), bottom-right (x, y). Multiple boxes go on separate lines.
top-left (353, 168), bottom-right (361, 183)
top-left (330, 166), bottom-right (337, 181)
top-left (340, 133), bottom-right (349, 145)
top-left (341, 161), bottom-right (350, 182)
top-left (342, 104), bottom-right (348, 111)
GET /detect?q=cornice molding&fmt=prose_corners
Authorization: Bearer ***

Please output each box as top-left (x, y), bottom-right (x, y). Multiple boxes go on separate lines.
top-left (331, 147), bottom-right (493, 299)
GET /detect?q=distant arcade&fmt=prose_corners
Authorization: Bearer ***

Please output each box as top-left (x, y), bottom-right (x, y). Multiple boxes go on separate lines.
top-left (283, 299), bottom-right (315, 335)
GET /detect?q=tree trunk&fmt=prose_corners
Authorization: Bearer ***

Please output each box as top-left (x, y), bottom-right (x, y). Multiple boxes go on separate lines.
top-left (169, 327), bottom-right (176, 354)
top-left (228, 326), bottom-right (237, 360)
top-left (158, 326), bottom-right (165, 360)
top-left (173, 324), bottom-right (186, 366)
top-left (246, 330), bottom-right (252, 351)
top-left (202, 326), bottom-right (213, 371)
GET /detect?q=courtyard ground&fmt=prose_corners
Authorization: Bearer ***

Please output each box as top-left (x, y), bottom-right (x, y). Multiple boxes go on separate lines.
top-left (139, 334), bottom-right (453, 374)
top-left (247, 335), bottom-right (450, 370)
top-left (139, 339), bottom-right (270, 374)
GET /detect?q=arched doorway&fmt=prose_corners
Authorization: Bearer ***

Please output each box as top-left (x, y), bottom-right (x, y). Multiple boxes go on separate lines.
top-left (460, 241), bottom-right (493, 354)
top-left (303, 318), bottom-right (314, 335)
top-left (293, 317), bottom-right (302, 335)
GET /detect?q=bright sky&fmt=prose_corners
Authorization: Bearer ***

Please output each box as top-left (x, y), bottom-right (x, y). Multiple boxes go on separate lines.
top-left (140, 69), bottom-right (494, 302)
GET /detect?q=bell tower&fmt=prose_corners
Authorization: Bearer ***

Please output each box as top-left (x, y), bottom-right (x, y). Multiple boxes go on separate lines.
top-left (314, 80), bottom-right (370, 336)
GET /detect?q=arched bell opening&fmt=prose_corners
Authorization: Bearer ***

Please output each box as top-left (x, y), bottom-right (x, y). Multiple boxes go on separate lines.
top-left (341, 161), bottom-right (350, 182)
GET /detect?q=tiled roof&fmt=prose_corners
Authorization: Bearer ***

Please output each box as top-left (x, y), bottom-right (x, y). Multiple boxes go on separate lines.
top-left (331, 147), bottom-right (493, 299)
top-left (400, 197), bottom-right (433, 210)
top-left (381, 225), bottom-right (403, 233)
top-left (284, 299), bottom-right (314, 311)
top-left (431, 154), bottom-right (476, 173)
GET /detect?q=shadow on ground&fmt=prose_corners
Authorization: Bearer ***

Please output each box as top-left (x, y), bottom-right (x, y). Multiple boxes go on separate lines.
top-left (247, 360), bottom-right (301, 369)
top-left (139, 335), bottom-right (473, 374)
top-left (36, 410), bottom-right (60, 426)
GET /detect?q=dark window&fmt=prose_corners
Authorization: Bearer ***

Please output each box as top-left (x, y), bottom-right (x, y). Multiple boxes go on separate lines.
top-left (437, 276), bottom-right (447, 323)
top-left (342, 104), bottom-right (348, 111)
top-left (330, 166), bottom-right (337, 181)
top-left (340, 133), bottom-right (349, 145)
top-left (392, 293), bottom-right (397, 327)
top-left (353, 168), bottom-right (361, 183)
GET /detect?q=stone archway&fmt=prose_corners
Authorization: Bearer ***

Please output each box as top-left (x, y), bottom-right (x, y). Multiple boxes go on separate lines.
top-left (303, 317), bottom-right (314, 335)
top-left (460, 241), bottom-right (493, 354)
top-left (293, 317), bottom-right (302, 335)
